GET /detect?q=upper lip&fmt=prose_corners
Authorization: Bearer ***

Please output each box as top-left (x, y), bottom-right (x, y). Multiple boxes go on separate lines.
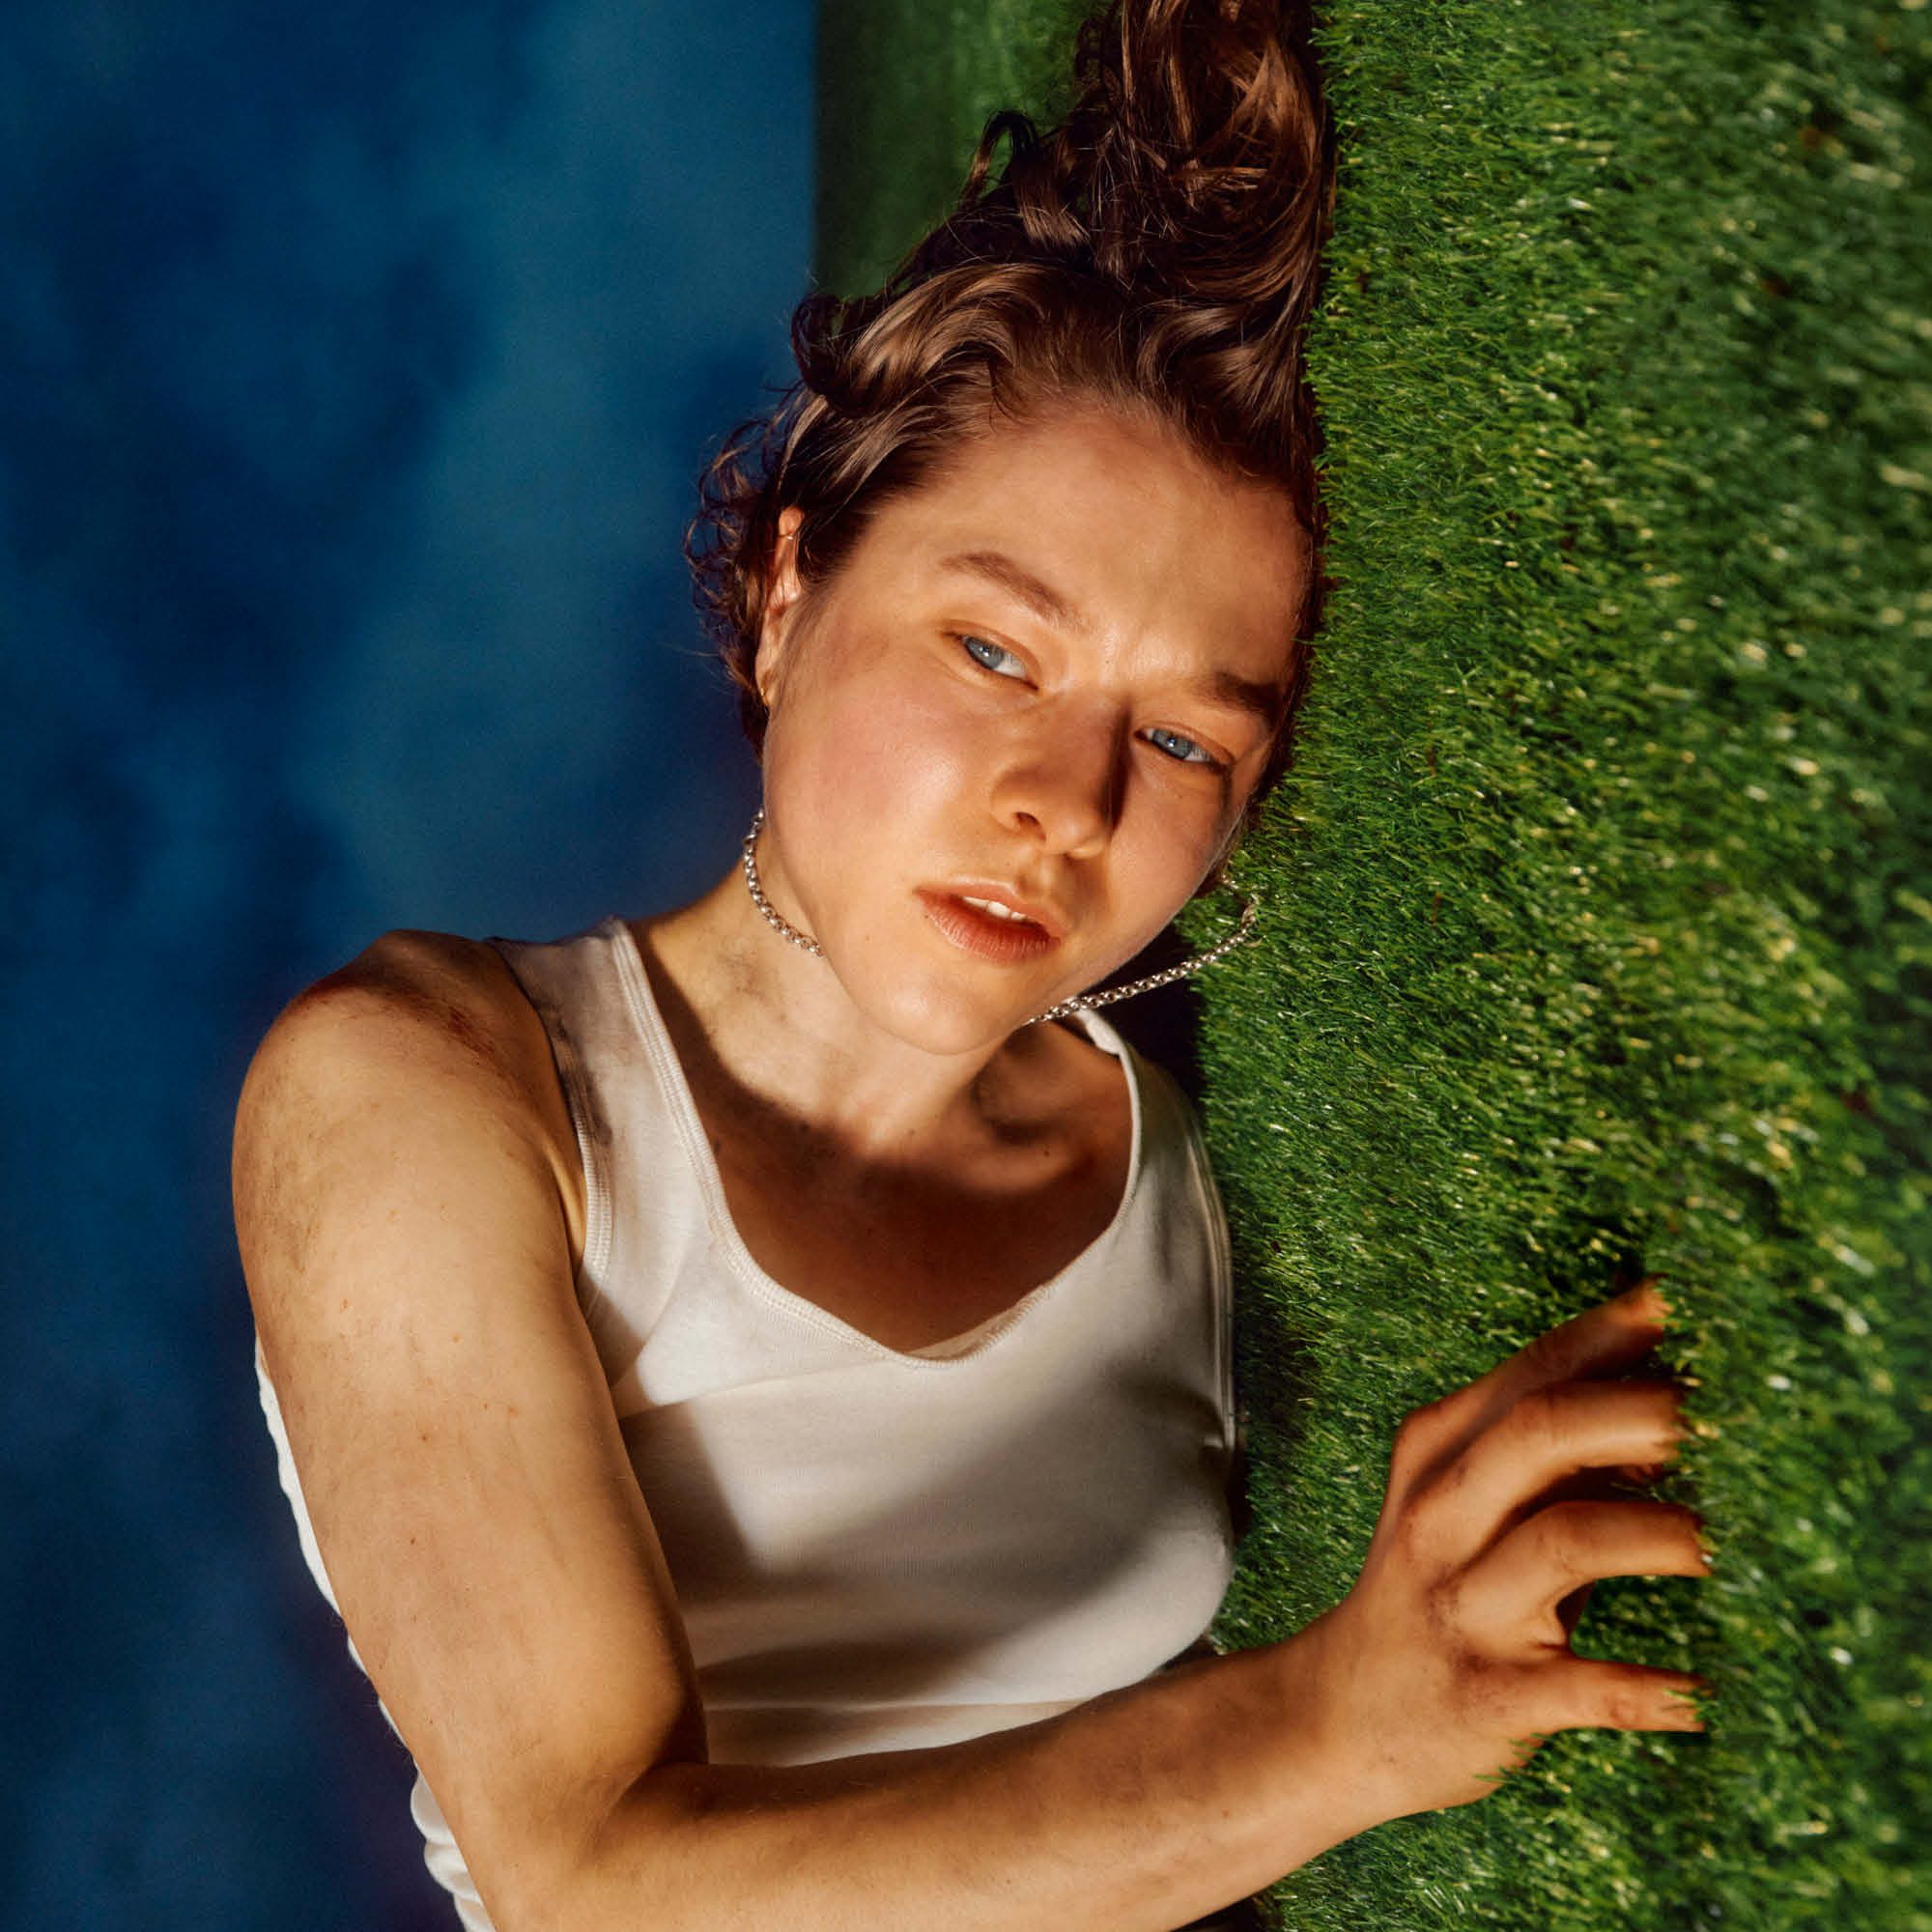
top-left (926, 880), bottom-right (1068, 942)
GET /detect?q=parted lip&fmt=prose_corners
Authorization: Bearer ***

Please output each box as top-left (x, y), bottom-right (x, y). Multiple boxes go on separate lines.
top-left (923, 881), bottom-right (1068, 943)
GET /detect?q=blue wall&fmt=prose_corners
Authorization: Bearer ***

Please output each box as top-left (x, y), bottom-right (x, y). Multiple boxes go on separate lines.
top-left (1, 3), bottom-right (812, 1922)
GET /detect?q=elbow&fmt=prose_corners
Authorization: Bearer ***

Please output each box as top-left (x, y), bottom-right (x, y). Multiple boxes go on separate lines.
top-left (481, 1768), bottom-right (705, 1932)
top-left (477, 1845), bottom-right (600, 1932)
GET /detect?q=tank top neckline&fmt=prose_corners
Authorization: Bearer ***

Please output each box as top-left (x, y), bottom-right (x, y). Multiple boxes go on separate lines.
top-left (598, 912), bottom-right (1147, 1368)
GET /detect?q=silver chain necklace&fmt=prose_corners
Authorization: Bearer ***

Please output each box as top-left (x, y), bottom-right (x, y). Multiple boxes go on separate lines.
top-left (739, 805), bottom-right (1261, 1027)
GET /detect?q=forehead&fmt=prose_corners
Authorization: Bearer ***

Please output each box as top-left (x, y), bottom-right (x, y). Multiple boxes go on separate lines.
top-left (853, 405), bottom-right (1308, 684)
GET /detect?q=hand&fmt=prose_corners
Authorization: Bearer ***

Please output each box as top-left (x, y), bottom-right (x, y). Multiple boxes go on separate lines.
top-left (1298, 1279), bottom-right (1713, 1823)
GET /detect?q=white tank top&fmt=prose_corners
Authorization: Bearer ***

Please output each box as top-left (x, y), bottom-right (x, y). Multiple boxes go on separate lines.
top-left (253, 913), bottom-right (1239, 1929)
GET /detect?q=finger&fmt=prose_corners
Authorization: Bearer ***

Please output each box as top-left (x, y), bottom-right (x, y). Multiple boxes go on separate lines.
top-left (1426, 1379), bottom-right (1691, 1567)
top-left (1496, 1281), bottom-right (1673, 1395)
top-left (1482, 1463), bottom-right (1689, 1587)
top-left (1513, 1653), bottom-right (1713, 1736)
top-left (1435, 1281), bottom-right (1675, 1443)
top-left (1461, 1498), bottom-right (1710, 1640)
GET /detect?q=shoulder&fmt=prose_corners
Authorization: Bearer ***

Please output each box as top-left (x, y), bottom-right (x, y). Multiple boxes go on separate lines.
top-left (267, 929), bottom-right (541, 1094)
top-left (242, 928), bottom-right (588, 1272)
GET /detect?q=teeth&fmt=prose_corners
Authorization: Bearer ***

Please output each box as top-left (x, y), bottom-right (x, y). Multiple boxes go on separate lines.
top-left (960, 895), bottom-right (1033, 924)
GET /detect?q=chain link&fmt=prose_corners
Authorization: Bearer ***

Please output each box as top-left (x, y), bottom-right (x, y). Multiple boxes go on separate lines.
top-left (740, 808), bottom-right (824, 955)
top-left (1026, 891), bottom-right (1259, 1024)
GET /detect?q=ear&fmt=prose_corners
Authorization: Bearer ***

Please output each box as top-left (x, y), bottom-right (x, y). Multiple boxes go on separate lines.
top-left (753, 506), bottom-right (807, 710)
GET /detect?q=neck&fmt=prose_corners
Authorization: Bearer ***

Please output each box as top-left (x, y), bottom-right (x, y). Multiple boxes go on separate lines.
top-left (633, 862), bottom-right (1059, 1168)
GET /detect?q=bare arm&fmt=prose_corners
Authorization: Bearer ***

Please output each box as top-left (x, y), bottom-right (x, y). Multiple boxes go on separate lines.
top-left (553, 1298), bottom-right (1716, 1932)
top-left (235, 931), bottom-right (1708, 1932)
top-left (563, 1635), bottom-right (1357, 1932)
top-left (236, 933), bottom-right (710, 1911)
top-left (560, 1291), bottom-right (1714, 1932)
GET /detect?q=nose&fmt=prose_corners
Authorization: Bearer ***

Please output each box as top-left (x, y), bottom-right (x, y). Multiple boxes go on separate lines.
top-left (987, 706), bottom-right (1124, 859)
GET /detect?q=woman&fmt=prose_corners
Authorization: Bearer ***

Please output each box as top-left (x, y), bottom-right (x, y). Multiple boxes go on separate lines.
top-left (234, 4), bottom-right (1713, 1928)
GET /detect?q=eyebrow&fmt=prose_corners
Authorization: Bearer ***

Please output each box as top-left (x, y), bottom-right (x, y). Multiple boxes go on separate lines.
top-left (937, 550), bottom-right (1090, 635)
top-left (1182, 667), bottom-right (1288, 731)
top-left (935, 548), bottom-right (1286, 730)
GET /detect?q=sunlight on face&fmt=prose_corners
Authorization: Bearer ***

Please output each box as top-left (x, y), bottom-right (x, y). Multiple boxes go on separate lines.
top-left (753, 401), bottom-right (1309, 1046)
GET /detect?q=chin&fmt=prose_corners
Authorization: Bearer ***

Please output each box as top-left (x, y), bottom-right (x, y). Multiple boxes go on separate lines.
top-left (843, 963), bottom-right (1051, 1054)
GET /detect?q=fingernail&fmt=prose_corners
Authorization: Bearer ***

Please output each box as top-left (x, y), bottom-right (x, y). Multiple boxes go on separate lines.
top-left (1622, 1277), bottom-right (1670, 1321)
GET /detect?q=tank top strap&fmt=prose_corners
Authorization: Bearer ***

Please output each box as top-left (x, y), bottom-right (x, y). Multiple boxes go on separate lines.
top-left (480, 917), bottom-right (683, 1350)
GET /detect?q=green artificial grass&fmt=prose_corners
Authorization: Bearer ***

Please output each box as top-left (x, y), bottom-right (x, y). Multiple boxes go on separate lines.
top-left (815, 3), bottom-right (1931, 1925)
top-left (816, 0), bottom-right (1094, 298)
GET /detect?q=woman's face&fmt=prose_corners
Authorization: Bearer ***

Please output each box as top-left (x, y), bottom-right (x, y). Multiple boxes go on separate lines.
top-left (752, 400), bottom-right (1310, 1052)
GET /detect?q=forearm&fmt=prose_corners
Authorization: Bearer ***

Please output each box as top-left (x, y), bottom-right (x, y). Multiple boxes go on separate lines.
top-left (552, 1620), bottom-right (1374, 1932)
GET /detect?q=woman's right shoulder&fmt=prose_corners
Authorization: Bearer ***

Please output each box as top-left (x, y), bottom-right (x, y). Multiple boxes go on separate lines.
top-left (271, 928), bottom-right (540, 1091)
top-left (244, 928), bottom-right (588, 1271)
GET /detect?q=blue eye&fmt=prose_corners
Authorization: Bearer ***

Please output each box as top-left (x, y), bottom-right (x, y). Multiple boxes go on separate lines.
top-left (1146, 727), bottom-right (1220, 769)
top-left (958, 633), bottom-right (1026, 678)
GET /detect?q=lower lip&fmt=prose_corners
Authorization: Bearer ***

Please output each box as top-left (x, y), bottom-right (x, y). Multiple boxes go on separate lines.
top-left (917, 890), bottom-right (1061, 965)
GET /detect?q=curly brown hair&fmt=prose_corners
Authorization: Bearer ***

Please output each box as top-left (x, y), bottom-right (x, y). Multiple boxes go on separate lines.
top-left (683, 0), bottom-right (1336, 889)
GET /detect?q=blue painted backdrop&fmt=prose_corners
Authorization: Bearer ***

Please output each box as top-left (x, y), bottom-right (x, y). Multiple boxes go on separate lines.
top-left (2, 3), bottom-right (813, 1923)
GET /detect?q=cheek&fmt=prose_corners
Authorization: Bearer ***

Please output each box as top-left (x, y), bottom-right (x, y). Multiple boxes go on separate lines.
top-left (1108, 835), bottom-right (1216, 959)
top-left (779, 658), bottom-right (988, 832)
top-left (1110, 754), bottom-right (1229, 876)
top-left (757, 653), bottom-right (997, 885)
